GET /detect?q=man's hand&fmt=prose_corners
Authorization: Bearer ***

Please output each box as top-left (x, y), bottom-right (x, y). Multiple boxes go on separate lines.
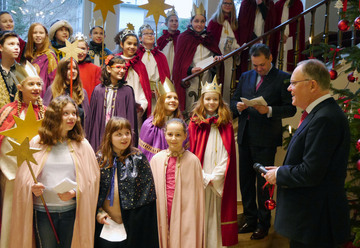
top-left (253, 105), bottom-right (269, 114)
top-left (263, 166), bottom-right (278, 185)
top-left (236, 102), bottom-right (248, 112)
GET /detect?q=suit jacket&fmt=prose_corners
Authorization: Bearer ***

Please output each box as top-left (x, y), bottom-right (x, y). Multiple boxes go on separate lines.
top-left (230, 67), bottom-right (296, 147)
top-left (275, 97), bottom-right (350, 245)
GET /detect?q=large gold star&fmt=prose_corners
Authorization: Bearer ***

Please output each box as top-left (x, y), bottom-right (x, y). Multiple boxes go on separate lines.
top-left (6, 137), bottom-right (41, 167)
top-left (88, 0), bottom-right (123, 21)
top-left (0, 102), bottom-right (42, 143)
top-left (59, 40), bottom-right (83, 62)
top-left (139, 0), bottom-right (172, 26)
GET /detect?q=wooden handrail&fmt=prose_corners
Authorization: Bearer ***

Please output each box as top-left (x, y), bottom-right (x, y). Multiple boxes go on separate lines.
top-left (181, 0), bottom-right (329, 84)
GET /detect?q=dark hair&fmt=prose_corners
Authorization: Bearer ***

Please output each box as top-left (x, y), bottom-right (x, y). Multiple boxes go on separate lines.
top-left (38, 95), bottom-right (84, 145)
top-left (297, 59), bottom-right (331, 90)
top-left (120, 31), bottom-right (139, 46)
top-left (0, 31), bottom-right (18, 46)
top-left (249, 43), bottom-right (271, 59)
top-left (165, 118), bottom-right (187, 134)
top-left (101, 56), bottom-right (126, 86)
top-left (90, 26), bottom-right (105, 35)
top-left (0, 11), bottom-right (10, 17)
top-left (114, 31), bottom-right (121, 45)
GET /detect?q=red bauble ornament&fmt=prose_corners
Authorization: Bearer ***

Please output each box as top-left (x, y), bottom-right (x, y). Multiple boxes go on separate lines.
top-left (354, 17), bottom-right (360, 31)
top-left (357, 159), bottom-right (360, 171)
top-left (356, 139), bottom-right (360, 152)
top-left (329, 69), bottom-right (338, 80)
top-left (265, 199), bottom-right (276, 210)
top-left (338, 19), bottom-right (350, 31)
top-left (348, 72), bottom-right (358, 82)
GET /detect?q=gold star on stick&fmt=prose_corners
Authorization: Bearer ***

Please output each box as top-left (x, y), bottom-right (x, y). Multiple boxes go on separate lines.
top-left (59, 40), bottom-right (83, 62)
top-left (0, 102), bottom-right (42, 142)
top-left (88, 0), bottom-right (123, 21)
top-left (6, 137), bottom-right (41, 167)
top-left (139, 0), bottom-right (172, 26)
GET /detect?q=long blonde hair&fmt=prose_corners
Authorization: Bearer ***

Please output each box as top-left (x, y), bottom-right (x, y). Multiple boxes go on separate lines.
top-left (210, 0), bottom-right (238, 31)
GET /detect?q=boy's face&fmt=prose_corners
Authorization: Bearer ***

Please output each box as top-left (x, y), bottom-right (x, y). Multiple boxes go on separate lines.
top-left (55, 26), bottom-right (70, 44)
top-left (90, 27), bottom-right (105, 44)
top-left (0, 36), bottom-right (20, 59)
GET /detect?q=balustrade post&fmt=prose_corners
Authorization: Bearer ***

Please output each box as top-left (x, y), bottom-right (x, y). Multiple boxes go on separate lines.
top-left (322, 0), bottom-right (330, 44)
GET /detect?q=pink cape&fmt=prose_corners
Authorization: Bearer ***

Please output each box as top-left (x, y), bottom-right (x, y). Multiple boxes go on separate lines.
top-left (9, 136), bottom-right (100, 248)
top-left (150, 150), bottom-right (205, 248)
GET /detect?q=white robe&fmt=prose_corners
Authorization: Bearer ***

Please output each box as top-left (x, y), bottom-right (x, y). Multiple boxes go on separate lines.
top-left (141, 49), bottom-right (160, 110)
top-left (161, 41), bottom-right (175, 77)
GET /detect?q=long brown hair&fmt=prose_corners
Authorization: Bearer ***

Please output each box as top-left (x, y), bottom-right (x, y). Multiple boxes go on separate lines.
top-left (98, 117), bottom-right (136, 168)
top-left (24, 23), bottom-right (50, 61)
top-left (38, 95), bottom-right (84, 145)
top-left (152, 93), bottom-right (182, 127)
top-left (210, 0), bottom-right (238, 30)
top-left (191, 93), bottom-right (232, 127)
top-left (51, 58), bottom-right (84, 105)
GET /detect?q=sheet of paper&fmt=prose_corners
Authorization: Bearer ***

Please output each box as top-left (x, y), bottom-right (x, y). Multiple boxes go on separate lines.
top-left (52, 178), bottom-right (77, 194)
top-left (195, 56), bottom-right (215, 69)
top-left (240, 96), bottom-right (268, 106)
top-left (285, 36), bottom-right (293, 51)
top-left (100, 218), bottom-right (127, 242)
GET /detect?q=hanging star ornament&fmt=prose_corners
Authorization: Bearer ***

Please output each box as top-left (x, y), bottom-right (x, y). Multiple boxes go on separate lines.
top-left (139, 0), bottom-right (172, 26)
top-left (6, 137), bottom-right (41, 167)
top-left (88, 0), bottom-right (123, 21)
top-left (340, 58), bottom-right (347, 66)
top-left (0, 102), bottom-right (42, 142)
top-left (334, 0), bottom-right (343, 14)
top-left (59, 40), bottom-right (83, 62)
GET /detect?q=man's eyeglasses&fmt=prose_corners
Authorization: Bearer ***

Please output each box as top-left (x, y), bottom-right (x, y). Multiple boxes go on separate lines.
top-left (288, 79), bottom-right (311, 86)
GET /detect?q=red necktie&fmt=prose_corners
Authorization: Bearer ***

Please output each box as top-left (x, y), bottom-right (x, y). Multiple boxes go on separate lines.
top-left (256, 76), bottom-right (264, 91)
top-left (298, 111), bottom-right (308, 127)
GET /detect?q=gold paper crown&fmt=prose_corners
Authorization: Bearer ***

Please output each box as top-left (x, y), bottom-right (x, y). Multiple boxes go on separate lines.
top-left (156, 77), bottom-right (176, 96)
top-left (14, 61), bottom-right (40, 84)
top-left (120, 23), bottom-right (136, 41)
top-left (166, 7), bottom-right (177, 17)
top-left (201, 75), bottom-right (222, 95)
top-left (191, 3), bottom-right (206, 17)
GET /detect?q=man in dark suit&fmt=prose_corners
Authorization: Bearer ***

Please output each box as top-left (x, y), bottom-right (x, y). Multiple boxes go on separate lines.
top-left (264, 59), bottom-right (350, 248)
top-left (230, 44), bottom-right (296, 239)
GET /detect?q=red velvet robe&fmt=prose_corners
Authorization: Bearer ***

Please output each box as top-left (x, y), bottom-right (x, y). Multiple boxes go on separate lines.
top-left (272, 0), bottom-right (305, 71)
top-left (157, 30), bottom-right (180, 51)
top-left (207, 17), bottom-right (240, 47)
top-left (188, 116), bottom-right (238, 246)
top-left (137, 45), bottom-right (170, 83)
top-left (237, 0), bottom-right (276, 73)
top-left (116, 52), bottom-right (152, 116)
top-left (172, 28), bottom-right (222, 110)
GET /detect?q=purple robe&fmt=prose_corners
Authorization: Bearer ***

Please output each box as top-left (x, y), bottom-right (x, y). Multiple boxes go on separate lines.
top-left (86, 83), bottom-right (138, 151)
top-left (31, 50), bottom-right (58, 97)
top-left (139, 116), bottom-right (190, 162)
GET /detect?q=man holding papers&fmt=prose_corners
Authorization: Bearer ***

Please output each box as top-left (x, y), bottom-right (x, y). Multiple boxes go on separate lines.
top-left (230, 43), bottom-right (296, 240)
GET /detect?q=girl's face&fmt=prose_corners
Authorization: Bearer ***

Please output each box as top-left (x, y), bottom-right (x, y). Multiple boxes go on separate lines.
top-left (166, 16), bottom-right (179, 33)
top-left (203, 92), bottom-right (220, 116)
top-left (18, 77), bottom-right (42, 105)
top-left (33, 25), bottom-right (46, 46)
top-left (111, 128), bottom-right (132, 155)
top-left (222, 0), bottom-right (233, 14)
top-left (120, 36), bottom-right (138, 57)
top-left (107, 62), bottom-right (127, 83)
top-left (60, 103), bottom-right (77, 137)
top-left (164, 92), bottom-right (179, 116)
top-left (0, 13), bottom-right (14, 31)
top-left (165, 122), bottom-right (186, 153)
top-left (140, 29), bottom-right (155, 47)
top-left (77, 41), bottom-right (89, 62)
top-left (191, 14), bottom-right (206, 33)
top-left (66, 61), bottom-right (78, 82)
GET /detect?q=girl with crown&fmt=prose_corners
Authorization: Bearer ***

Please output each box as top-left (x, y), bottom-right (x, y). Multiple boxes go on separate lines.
top-left (0, 62), bottom-right (45, 248)
top-left (172, 3), bottom-right (222, 114)
top-left (157, 7), bottom-right (180, 77)
top-left (10, 95), bottom-right (99, 248)
top-left (71, 33), bottom-right (101, 101)
top-left (115, 25), bottom-right (152, 128)
top-left (188, 77), bottom-right (238, 247)
top-left (86, 55), bottom-right (137, 152)
top-left (150, 118), bottom-right (204, 248)
top-left (207, 0), bottom-right (240, 104)
top-left (95, 117), bottom-right (158, 248)
top-left (43, 58), bottom-right (90, 130)
top-left (138, 77), bottom-right (186, 162)
top-left (137, 24), bottom-right (170, 110)
top-left (24, 23), bottom-right (58, 98)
